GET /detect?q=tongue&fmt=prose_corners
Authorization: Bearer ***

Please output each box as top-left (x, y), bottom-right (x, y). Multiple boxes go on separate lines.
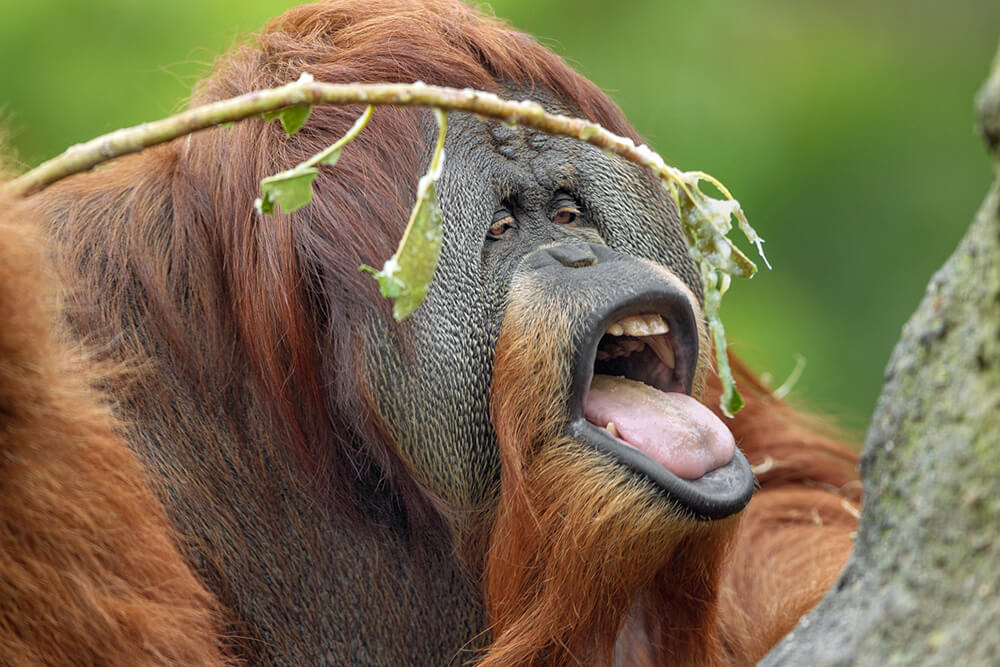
top-left (583, 374), bottom-right (735, 480)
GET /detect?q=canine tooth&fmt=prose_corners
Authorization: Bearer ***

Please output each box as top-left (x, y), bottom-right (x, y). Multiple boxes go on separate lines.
top-left (607, 322), bottom-right (625, 336)
top-left (606, 422), bottom-right (619, 438)
top-left (646, 335), bottom-right (676, 369)
top-left (621, 315), bottom-right (649, 336)
top-left (646, 314), bottom-right (669, 335)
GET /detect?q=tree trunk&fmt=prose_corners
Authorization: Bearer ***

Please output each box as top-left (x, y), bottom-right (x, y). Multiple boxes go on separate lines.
top-left (762, 45), bottom-right (1000, 667)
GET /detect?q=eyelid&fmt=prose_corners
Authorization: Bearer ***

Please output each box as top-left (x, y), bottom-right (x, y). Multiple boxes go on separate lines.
top-left (487, 214), bottom-right (515, 239)
top-left (551, 203), bottom-right (582, 225)
top-left (492, 207), bottom-right (513, 223)
top-left (549, 191), bottom-right (584, 216)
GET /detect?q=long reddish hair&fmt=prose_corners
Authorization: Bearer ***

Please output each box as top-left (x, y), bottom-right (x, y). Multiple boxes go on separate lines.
top-left (484, 288), bottom-right (741, 665)
top-left (484, 306), bottom-right (859, 665)
top-left (38, 0), bottom-right (643, 527)
top-left (0, 187), bottom-right (232, 664)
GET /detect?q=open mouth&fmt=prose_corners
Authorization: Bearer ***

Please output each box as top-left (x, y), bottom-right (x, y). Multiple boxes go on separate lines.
top-left (566, 293), bottom-right (755, 520)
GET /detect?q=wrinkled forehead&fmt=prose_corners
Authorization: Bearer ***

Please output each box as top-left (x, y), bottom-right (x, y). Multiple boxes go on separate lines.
top-left (439, 107), bottom-right (703, 300)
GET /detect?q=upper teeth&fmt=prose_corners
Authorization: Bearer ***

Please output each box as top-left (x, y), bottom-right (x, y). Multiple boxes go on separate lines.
top-left (603, 313), bottom-right (675, 369)
top-left (607, 314), bottom-right (669, 337)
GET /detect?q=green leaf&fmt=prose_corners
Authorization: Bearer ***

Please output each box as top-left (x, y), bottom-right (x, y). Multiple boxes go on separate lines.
top-left (722, 378), bottom-right (745, 417)
top-left (361, 264), bottom-right (404, 299)
top-left (254, 195), bottom-right (273, 215)
top-left (263, 105), bottom-right (313, 136)
top-left (257, 166), bottom-right (319, 215)
top-left (365, 174), bottom-right (444, 320)
top-left (363, 109), bottom-right (447, 321)
top-left (319, 147), bottom-right (342, 167)
top-left (255, 105), bottom-right (372, 217)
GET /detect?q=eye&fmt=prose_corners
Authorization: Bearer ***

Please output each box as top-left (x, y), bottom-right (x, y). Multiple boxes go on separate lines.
top-left (551, 205), bottom-right (581, 226)
top-left (487, 211), bottom-right (515, 240)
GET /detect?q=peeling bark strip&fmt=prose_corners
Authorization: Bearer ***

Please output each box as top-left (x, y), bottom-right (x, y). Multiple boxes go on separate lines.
top-left (763, 44), bottom-right (1000, 667)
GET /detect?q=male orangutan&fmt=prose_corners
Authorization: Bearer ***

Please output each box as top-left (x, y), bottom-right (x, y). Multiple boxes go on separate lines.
top-left (0, 1), bottom-right (862, 664)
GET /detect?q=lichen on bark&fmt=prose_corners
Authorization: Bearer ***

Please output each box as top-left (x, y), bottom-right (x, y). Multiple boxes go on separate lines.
top-left (763, 45), bottom-right (1000, 667)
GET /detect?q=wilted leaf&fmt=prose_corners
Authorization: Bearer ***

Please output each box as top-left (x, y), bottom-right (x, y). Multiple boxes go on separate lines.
top-left (704, 269), bottom-right (744, 417)
top-left (661, 168), bottom-right (770, 416)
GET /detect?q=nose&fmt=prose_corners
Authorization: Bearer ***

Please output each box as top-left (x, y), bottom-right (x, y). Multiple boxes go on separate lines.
top-left (538, 243), bottom-right (599, 268)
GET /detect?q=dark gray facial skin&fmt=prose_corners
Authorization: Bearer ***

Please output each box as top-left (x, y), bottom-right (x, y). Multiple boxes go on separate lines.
top-left (370, 100), bottom-right (752, 523)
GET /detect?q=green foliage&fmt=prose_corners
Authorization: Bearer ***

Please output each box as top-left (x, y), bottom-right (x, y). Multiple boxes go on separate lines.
top-left (305, 105), bottom-right (373, 168)
top-left (255, 105), bottom-right (373, 215)
top-left (706, 270), bottom-right (744, 416)
top-left (319, 148), bottom-right (343, 167)
top-left (256, 102), bottom-right (320, 214)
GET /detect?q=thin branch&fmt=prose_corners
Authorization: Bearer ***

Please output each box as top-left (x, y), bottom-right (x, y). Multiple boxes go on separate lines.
top-left (5, 76), bottom-right (680, 198)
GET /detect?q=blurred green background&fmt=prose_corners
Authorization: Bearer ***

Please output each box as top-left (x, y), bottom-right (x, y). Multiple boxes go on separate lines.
top-left (2, 1), bottom-right (998, 433)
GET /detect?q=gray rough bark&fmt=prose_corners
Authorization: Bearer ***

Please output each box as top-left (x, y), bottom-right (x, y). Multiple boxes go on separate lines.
top-left (762, 46), bottom-right (1000, 667)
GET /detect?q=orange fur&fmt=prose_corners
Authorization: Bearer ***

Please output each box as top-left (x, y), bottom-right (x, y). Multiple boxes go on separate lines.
top-left (484, 283), bottom-right (859, 665)
top-left (484, 282), bottom-right (740, 666)
top-left (0, 191), bottom-right (233, 665)
top-left (709, 360), bottom-right (861, 663)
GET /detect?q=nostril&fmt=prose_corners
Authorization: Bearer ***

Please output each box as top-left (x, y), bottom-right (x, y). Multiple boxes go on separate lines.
top-left (547, 244), bottom-right (598, 268)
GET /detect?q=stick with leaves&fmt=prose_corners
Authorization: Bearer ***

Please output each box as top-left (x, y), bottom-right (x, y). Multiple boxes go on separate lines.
top-left (4, 75), bottom-right (768, 416)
